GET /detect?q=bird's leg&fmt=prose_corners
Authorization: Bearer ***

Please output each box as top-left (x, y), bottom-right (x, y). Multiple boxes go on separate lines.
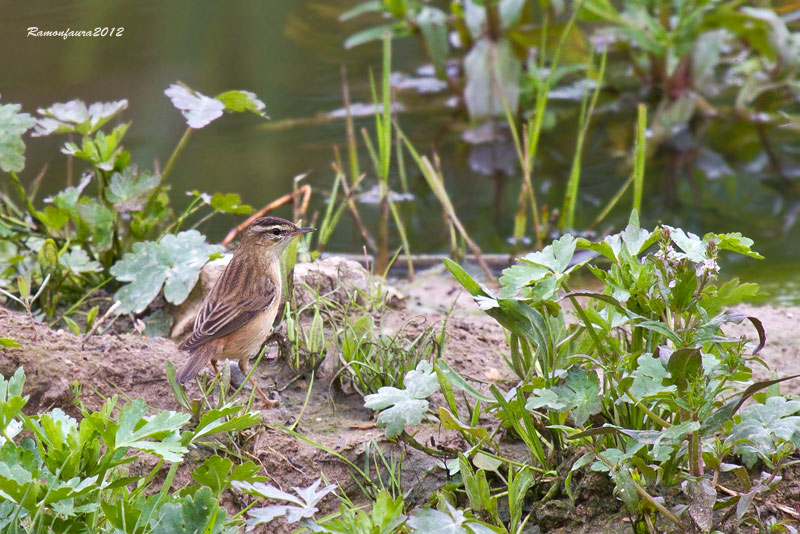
top-left (239, 358), bottom-right (279, 409)
top-left (210, 360), bottom-right (220, 377)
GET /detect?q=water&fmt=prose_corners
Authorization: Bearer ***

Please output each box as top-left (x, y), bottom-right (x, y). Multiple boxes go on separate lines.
top-left (2, 0), bottom-right (799, 303)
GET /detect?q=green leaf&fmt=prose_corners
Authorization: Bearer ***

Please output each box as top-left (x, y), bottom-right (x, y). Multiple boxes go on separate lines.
top-left (666, 227), bottom-right (708, 262)
top-left (443, 258), bottom-right (484, 296)
top-left (110, 230), bottom-right (224, 313)
top-left (59, 246), bottom-right (102, 274)
top-left (190, 405), bottom-right (260, 443)
top-left (105, 165), bottom-right (160, 212)
top-left (191, 455), bottom-right (263, 496)
top-left (711, 232), bottom-right (763, 260)
top-left (233, 478), bottom-right (337, 527)
top-left (0, 338), bottom-right (19, 348)
top-left (729, 396), bottom-right (800, 468)
top-left (114, 399), bottom-right (190, 461)
top-left (526, 367), bottom-right (602, 426)
top-left (699, 279), bottom-right (761, 318)
top-left (77, 199), bottom-right (116, 252)
top-left (701, 375), bottom-right (800, 436)
top-left (364, 360), bottom-right (439, 438)
top-left (407, 501), bottom-right (501, 534)
top-left (152, 486), bottom-right (228, 534)
top-left (209, 192), bottom-right (253, 215)
top-left (626, 353), bottom-right (675, 401)
top-left (416, 7), bottom-right (449, 78)
top-left (611, 468), bottom-right (639, 513)
top-left (464, 38), bottom-right (521, 119)
top-left (0, 368), bottom-right (27, 436)
top-left (344, 24), bottom-right (404, 49)
top-left (339, 0), bottom-right (384, 21)
top-left (164, 84), bottom-right (224, 129)
top-left (214, 90), bottom-right (267, 117)
top-left (37, 205), bottom-right (70, 231)
top-left (0, 102), bottom-right (36, 173)
top-left (32, 99), bottom-right (128, 136)
top-left (666, 347), bottom-right (702, 392)
top-left (143, 309), bottom-right (174, 338)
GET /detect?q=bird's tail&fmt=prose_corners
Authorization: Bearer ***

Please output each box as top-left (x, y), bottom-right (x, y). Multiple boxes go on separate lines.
top-left (176, 347), bottom-right (212, 384)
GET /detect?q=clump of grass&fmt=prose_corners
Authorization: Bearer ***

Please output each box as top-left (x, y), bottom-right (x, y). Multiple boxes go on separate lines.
top-left (337, 314), bottom-right (447, 395)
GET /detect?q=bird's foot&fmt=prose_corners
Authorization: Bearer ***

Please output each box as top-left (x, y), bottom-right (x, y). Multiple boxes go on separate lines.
top-left (261, 391), bottom-right (280, 410)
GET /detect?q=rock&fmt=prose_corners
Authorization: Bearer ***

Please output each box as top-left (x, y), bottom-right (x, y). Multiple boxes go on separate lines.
top-left (170, 255), bottom-right (404, 338)
top-left (292, 256), bottom-right (404, 310)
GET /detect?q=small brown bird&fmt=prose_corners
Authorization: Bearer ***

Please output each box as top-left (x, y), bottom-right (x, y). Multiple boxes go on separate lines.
top-left (176, 216), bottom-right (314, 408)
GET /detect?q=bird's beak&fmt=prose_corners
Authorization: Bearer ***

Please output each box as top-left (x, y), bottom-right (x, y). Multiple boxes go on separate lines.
top-left (291, 226), bottom-right (316, 236)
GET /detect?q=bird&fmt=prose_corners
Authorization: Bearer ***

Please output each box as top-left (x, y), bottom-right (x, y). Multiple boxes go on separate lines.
top-left (176, 216), bottom-right (314, 408)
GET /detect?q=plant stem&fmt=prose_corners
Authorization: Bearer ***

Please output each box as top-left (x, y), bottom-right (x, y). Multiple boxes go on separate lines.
top-left (8, 171), bottom-right (38, 221)
top-left (161, 127), bottom-right (192, 185)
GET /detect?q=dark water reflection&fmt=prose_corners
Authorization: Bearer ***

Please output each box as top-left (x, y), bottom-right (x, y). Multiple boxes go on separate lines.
top-left (2, 0), bottom-right (799, 303)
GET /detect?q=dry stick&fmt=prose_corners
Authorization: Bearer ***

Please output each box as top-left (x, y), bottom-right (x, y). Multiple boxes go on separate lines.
top-left (82, 301), bottom-right (121, 347)
top-left (221, 185), bottom-right (312, 246)
top-left (29, 164), bottom-right (49, 203)
top-left (716, 483), bottom-right (800, 519)
top-left (423, 155), bottom-right (497, 284)
top-left (335, 166), bottom-right (379, 254)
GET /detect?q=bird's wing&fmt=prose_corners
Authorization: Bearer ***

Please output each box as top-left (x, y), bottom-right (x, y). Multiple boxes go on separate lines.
top-left (179, 255), bottom-right (276, 353)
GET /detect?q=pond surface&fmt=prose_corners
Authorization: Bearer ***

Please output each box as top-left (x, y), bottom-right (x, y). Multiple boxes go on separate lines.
top-left (3, 0), bottom-right (799, 303)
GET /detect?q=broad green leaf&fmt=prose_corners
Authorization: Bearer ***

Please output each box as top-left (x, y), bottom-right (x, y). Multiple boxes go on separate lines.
top-left (499, 0), bottom-right (525, 30)
top-left (711, 232), bottom-right (763, 260)
top-left (143, 309), bottom-right (174, 338)
top-left (626, 353), bottom-right (675, 401)
top-left (215, 90), bottom-right (267, 117)
top-left (77, 199), bottom-right (116, 252)
top-left (114, 399), bottom-right (190, 461)
top-left (32, 99), bottom-right (127, 136)
top-left (701, 375), bottom-right (800, 436)
top-left (164, 84), bottom-right (224, 129)
top-left (666, 347), bottom-right (702, 392)
top-left (464, 38), bottom-right (521, 119)
top-left (364, 360), bottom-right (439, 438)
top-left (191, 455), bottom-right (264, 496)
top-left (59, 246), bottom-right (102, 274)
top-left (416, 7), bottom-right (449, 78)
top-left (38, 205), bottom-right (70, 231)
top-left (151, 486), bottom-right (228, 534)
top-left (105, 166), bottom-right (160, 212)
top-left (699, 279), bottom-right (761, 318)
top-left (729, 396), bottom-right (800, 468)
top-left (407, 501), bottom-right (500, 534)
top-left (234, 478), bottom-right (337, 527)
top-left (666, 227), bottom-right (707, 262)
top-left (526, 367), bottom-right (602, 426)
top-left (209, 192), bottom-right (253, 214)
top-left (611, 468), bottom-right (638, 513)
top-left (111, 230), bottom-right (223, 313)
top-left (0, 102), bottom-right (36, 172)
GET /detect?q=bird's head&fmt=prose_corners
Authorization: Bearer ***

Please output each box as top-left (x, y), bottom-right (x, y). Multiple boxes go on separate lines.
top-left (241, 216), bottom-right (315, 250)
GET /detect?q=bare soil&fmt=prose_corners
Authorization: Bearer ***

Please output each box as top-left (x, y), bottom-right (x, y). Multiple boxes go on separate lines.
top-left (2, 267), bottom-right (800, 533)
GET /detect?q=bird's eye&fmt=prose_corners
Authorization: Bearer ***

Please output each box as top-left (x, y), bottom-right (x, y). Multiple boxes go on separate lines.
top-left (271, 228), bottom-right (281, 236)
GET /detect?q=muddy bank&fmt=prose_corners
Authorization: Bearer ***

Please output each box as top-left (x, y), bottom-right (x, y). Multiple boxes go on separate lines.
top-left (1, 267), bottom-right (799, 533)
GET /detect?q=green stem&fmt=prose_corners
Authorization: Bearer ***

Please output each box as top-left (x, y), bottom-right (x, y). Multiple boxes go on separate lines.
top-left (161, 127), bottom-right (192, 185)
top-left (8, 171), bottom-right (38, 221)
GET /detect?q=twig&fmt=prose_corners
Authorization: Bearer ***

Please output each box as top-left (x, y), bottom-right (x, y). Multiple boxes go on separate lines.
top-left (336, 167), bottom-right (378, 253)
top-left (82, 301), bottom-right (121, 347)
top-left (221, 185), bottom-right (312, 246)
